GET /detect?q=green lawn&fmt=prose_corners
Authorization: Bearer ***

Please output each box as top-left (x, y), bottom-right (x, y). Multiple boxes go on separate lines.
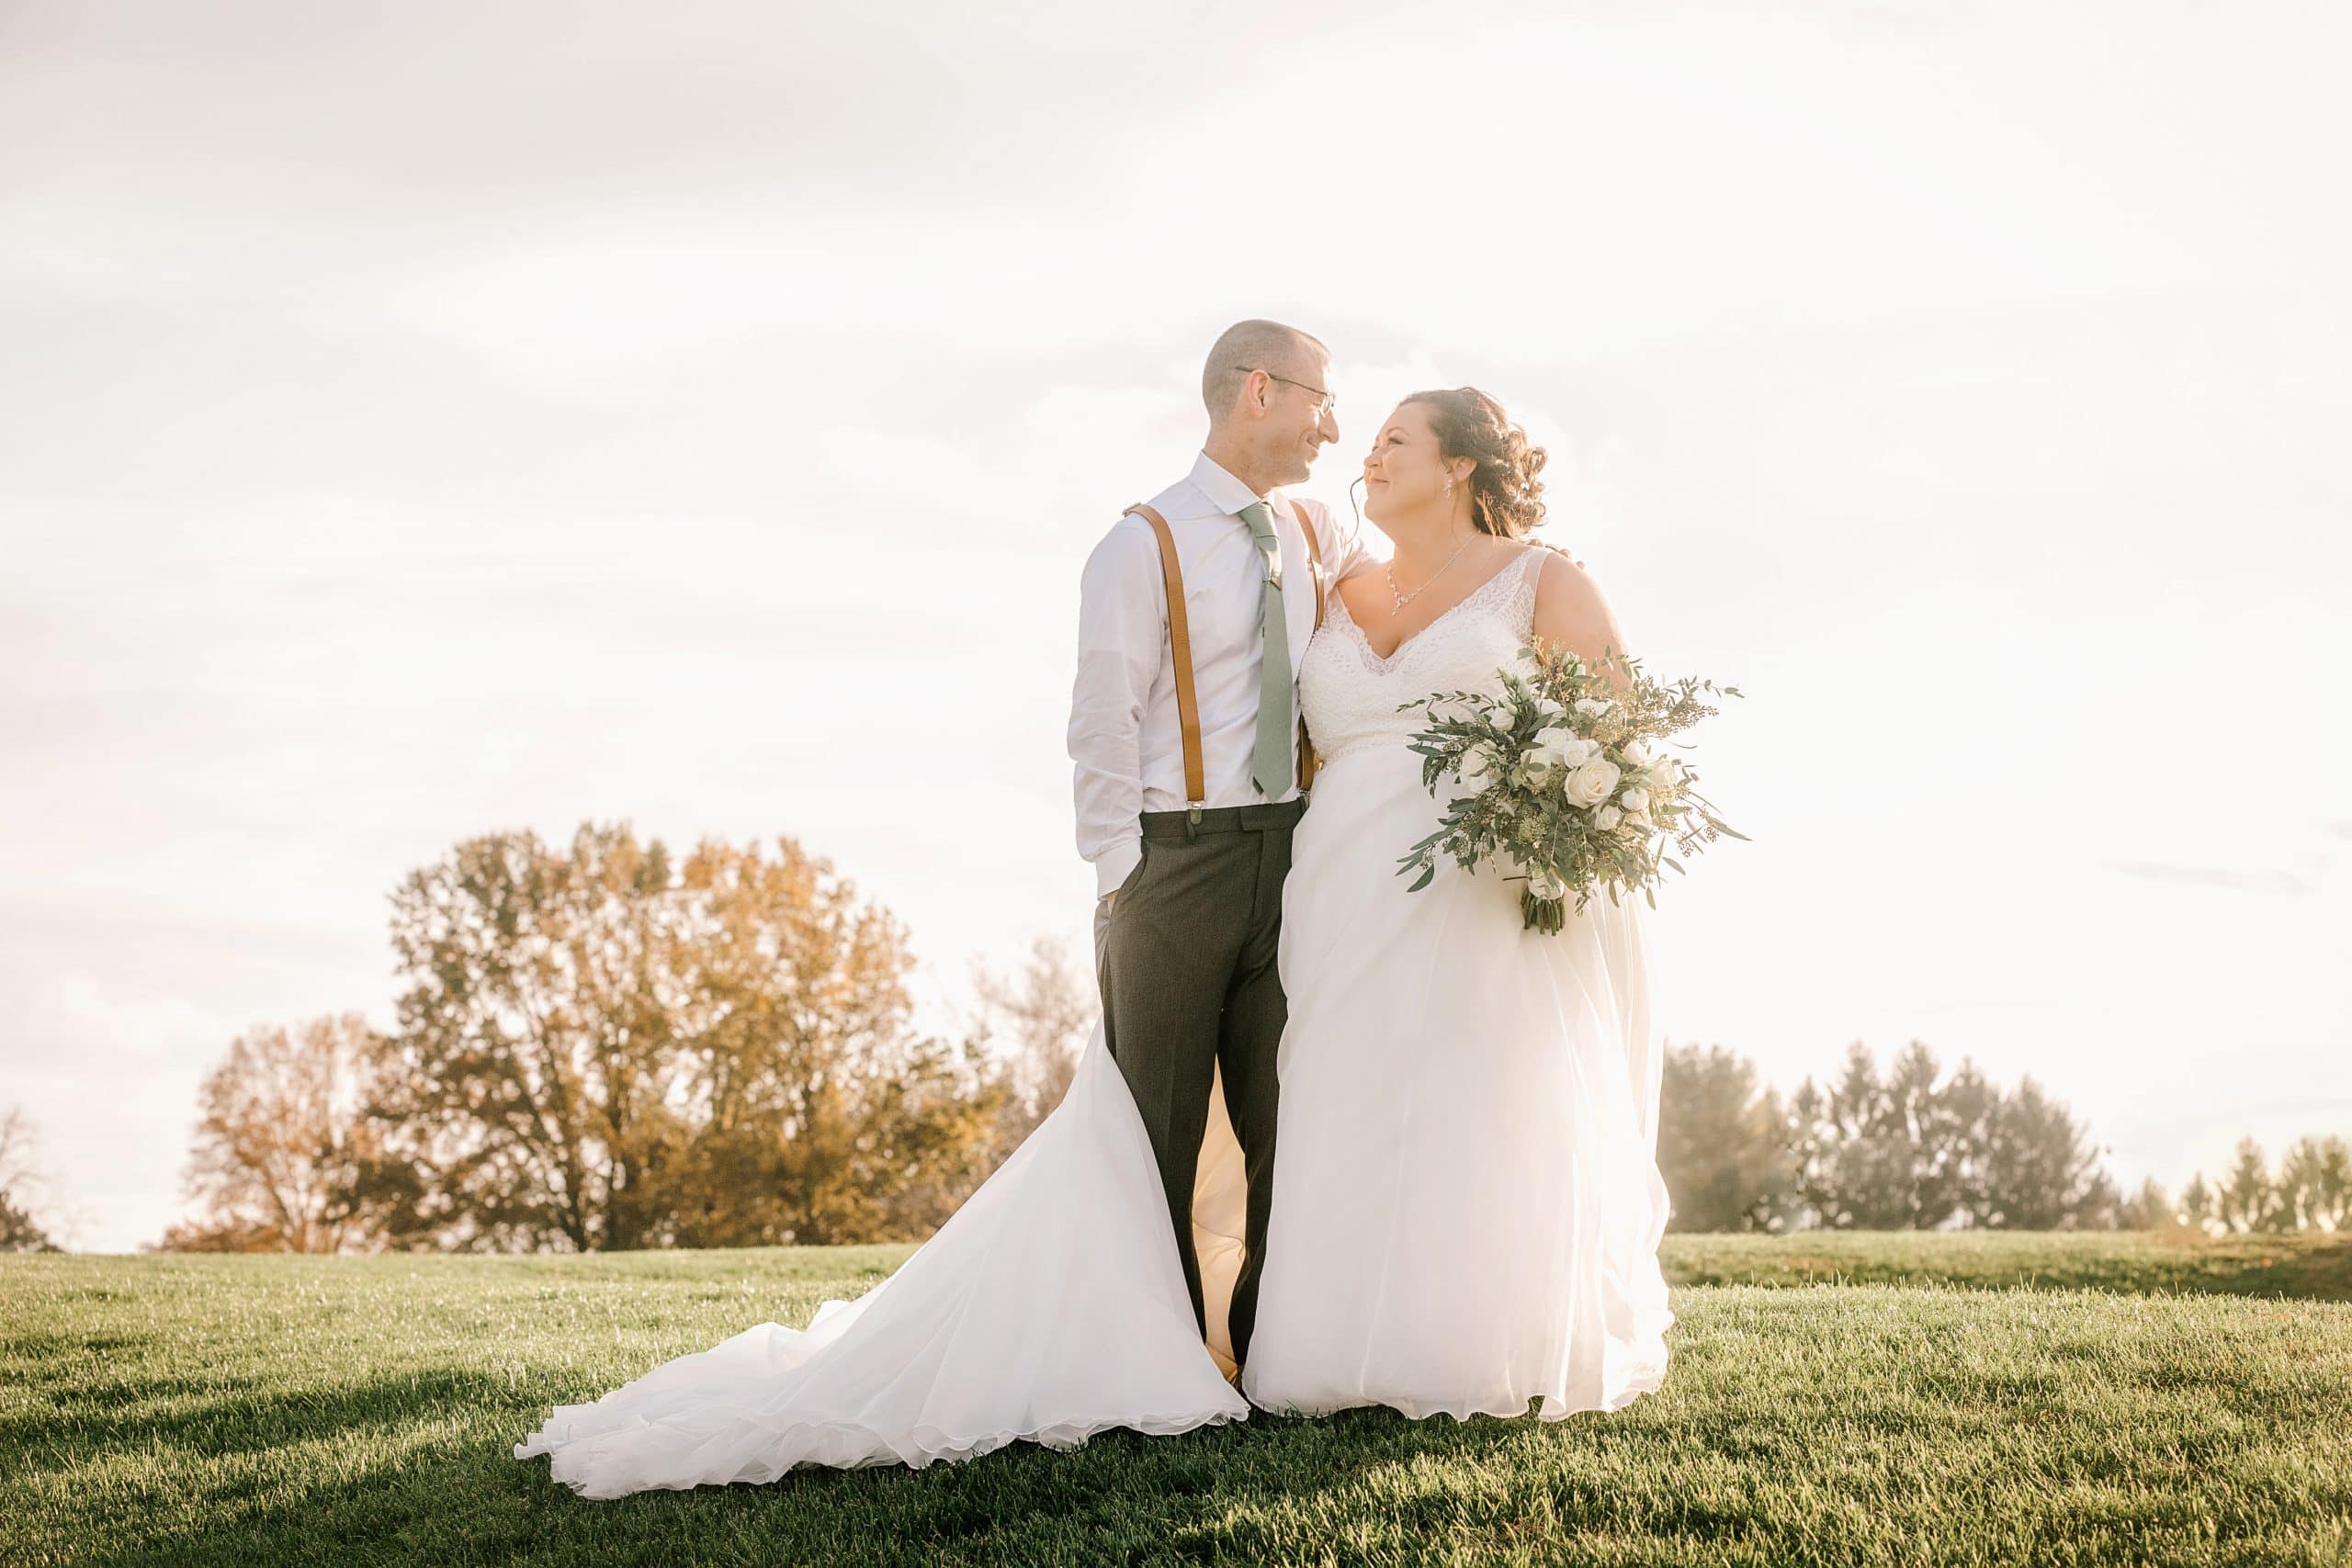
top-left (1663, 1227), bottom-right (2352, 1302)
top-left (6, 1235), bottom-right (2350, 1566)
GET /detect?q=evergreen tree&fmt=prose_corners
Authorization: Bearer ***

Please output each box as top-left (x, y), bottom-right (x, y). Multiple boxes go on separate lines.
top-left (1791, 1042), bottom-right (2117, 1230)
top-left (1974, 1075), bottom-right (2118, 1229)
top-left (2116, 1175), bottom-right (2175, 1230)
top-left (2181, 1171), bottom-right (2216, 1234)
top-left (2274, 1135), bottom-right (2351, 1231)
top-left (2215, 1136), bottom-right (2285, 1233)
top-left (1792, 1041), bottom-right (1914, 1227)
top-left (1657, 1043), bottom-right (1798, 1232)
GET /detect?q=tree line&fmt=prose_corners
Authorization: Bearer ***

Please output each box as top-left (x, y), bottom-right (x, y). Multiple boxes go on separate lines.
top-left (1657, 1040), bottom-right (2351, 1235)
top-left (150, 824), bottom-right (1086, 1255)
top-left (6, 818), bottom-right (2323, 1255)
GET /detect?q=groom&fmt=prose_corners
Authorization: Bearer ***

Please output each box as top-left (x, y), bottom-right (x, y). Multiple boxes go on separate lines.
top-left (1067, 320), bottom-right (1371, 1381)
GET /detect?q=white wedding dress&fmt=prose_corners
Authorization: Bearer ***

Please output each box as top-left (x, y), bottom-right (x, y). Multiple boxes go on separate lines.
top-left (507, 1020), bottom-right (1261, 1495)
top-left (515, 545), bottom-right (1673, 1500)
top-left (1241, 545), bottom-right (1678, 1420)
top-left (514, 1033), bottom-right (1250, 1497)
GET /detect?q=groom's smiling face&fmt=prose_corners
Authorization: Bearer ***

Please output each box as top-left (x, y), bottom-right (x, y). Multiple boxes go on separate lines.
top-left (1200, 321), bottom-right (1338, 492)
top-left (1261, 345), bottom-right (1339, 488)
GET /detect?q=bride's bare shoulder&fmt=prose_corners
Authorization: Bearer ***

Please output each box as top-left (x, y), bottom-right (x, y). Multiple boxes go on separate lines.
top-left (1527, 544), bottom-right (1631, 666)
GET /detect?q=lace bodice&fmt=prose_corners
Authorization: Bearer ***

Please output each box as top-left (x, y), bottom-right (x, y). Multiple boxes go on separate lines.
top-left (1300, 547), bottom-right (1545, 765)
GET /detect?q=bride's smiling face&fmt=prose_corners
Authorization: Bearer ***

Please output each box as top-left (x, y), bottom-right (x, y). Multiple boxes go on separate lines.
top-left (1360, 401), bottom-right (1462, 531)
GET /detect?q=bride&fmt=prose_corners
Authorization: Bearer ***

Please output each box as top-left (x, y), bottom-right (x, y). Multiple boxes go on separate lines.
top-left (515, 371), bottom-right (1674, 1500)
top-left (1240, 386), bottom-right (1675, 1420)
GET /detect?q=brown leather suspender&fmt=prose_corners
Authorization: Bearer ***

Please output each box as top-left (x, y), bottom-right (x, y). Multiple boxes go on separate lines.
top-left (1127, 503), bottom-right (1206, 818)
top-left (1294, 499), bottom-right (1326, 789)
top-left (1124, 497), bottom-right (1328, 820)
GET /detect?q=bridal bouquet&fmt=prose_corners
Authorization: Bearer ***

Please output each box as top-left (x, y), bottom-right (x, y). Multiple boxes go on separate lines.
top-left (1396, 641), bottom-right (1747, 932)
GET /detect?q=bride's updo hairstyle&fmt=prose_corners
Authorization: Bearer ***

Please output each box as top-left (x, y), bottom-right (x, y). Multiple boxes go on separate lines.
top-left (1401, 387), bottom-right (1549, 539)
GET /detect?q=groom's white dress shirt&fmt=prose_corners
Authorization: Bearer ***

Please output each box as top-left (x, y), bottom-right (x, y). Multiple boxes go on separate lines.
top-left (1069, 451), bottom-right (1373, 899)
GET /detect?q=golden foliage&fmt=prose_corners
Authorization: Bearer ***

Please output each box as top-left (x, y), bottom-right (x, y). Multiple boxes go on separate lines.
top-left (357, 823), bottom-right (1015, 1252)
top-left (161, 1012), bottom-right (385, 1254)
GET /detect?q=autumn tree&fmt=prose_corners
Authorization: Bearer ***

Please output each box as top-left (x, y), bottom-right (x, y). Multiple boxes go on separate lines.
top-left (0, 1106), bottom-right (61, 1253)
top-left (359, 823), bottom-right (1011, 1252)
top-left (159, 1011), bottom-right (388, 1254)
top-left (1656, 1043), bottom-right (1798, 1232)
top-left (359, 825), bottom-right (690, 1251)
top-left (657, 835), bottom-right (1009, 1247)
top-left (967, 934), bottom-right (1092, 1152)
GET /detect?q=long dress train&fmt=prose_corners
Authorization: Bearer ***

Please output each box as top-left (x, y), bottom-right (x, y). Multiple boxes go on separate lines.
top-left (514, 1033), bottom-right (1253, 1497)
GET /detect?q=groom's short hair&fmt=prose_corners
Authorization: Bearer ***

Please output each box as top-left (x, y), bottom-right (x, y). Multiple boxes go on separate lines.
top-left (1203, 320), bottom-right (1328, 419)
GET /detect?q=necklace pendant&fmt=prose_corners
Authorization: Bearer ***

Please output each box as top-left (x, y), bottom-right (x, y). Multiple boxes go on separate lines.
top-left (1385, 534), bottom-right (1474, 616)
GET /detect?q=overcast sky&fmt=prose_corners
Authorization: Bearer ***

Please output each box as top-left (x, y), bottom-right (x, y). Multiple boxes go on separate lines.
top-left (5, 1), bottom-right (2346, 1251)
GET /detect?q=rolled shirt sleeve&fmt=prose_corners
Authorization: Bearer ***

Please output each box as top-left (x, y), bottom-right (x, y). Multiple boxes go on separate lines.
top-left (1068, 517), bottom-right (1161, 898)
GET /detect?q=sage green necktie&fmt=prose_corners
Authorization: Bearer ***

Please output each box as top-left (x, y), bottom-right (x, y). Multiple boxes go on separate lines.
top-left (1236, 500), bottom-right (1293, 798)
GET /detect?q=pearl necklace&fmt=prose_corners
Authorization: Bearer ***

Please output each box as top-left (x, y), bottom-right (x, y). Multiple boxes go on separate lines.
top-left (1386, 533), bottom-right (1476, 615)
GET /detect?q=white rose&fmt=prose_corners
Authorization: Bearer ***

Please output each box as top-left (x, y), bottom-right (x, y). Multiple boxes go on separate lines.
top-left (1573, 696), bottom-right (1611, 716)
top-left (1532, 728), bottom-right (1596, 773)
top-left (1621, 738), bottom-right (1651, 766)
top-left (1522, 726), bottom-right (1578, 776)
top-left (1563, 757), bottom-right (1621, 809)
top-left (1460, 744), bottom-right (1502, 789)
top-left (1618, 785), bottom-right (1651, 814)
top-left (1594, 804), bottom-right (1623, 830)
top-left (1646, 755), bottom-right (1684, 791)
top-left (1621, 808), bottom-right (1656, 836)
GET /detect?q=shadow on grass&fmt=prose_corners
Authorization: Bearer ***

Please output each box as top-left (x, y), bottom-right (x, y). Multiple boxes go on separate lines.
top-left (82, 1376), bottom-right (1602, 1568)
top-left (51, 1306), bottom-right (2352, 1568)
top-left (6, 1368), bottom-right (520, 1474)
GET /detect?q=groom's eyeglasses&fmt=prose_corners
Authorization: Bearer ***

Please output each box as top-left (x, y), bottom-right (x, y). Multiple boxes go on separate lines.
top-left (1243, 368), bottom-right (1337, 423)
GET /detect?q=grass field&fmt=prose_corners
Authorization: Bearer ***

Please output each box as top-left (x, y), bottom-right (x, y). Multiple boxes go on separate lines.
top-left (6, 1233), bottom-right (2351, 1566)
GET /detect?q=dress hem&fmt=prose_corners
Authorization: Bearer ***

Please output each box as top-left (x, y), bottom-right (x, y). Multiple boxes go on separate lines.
top-left (516, 1404), bottom-right (1251, 1500)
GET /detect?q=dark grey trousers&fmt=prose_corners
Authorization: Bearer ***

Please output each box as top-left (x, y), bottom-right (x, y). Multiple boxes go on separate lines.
top-left (1093, 798), bottom-right (1303, 1372)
